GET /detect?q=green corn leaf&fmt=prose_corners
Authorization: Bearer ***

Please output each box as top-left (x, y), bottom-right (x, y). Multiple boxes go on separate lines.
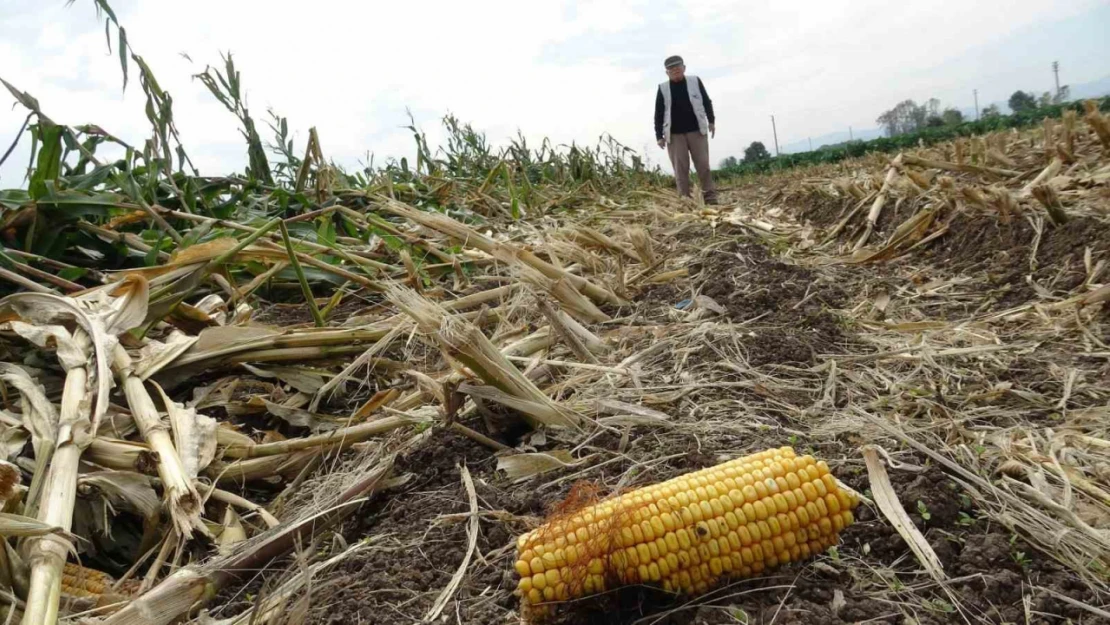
top-left (92, 0), bottom-right (119, 24)
top-left (340, 215), bottom-right (361, 240)
top-left (41, 189), bottom-right (126, 209)
top-left (145, 231), bottom-right (165, 266)
top-left (316, 217), bottom-right (337, 247)
top-left (58, 267), bottom-right (88, 282)
top-left (115, 171), bottom-right (146, 205)
top-left (34, 221), bottom-right (68, 258)
top-left (0, 189), bottom-right (31, 211)
top-left (285, 221), bottom-right (316, 242)
top-left (29, 123), bottom-right (64, 200)
top-left (276, 266), bottom-right (347, 286)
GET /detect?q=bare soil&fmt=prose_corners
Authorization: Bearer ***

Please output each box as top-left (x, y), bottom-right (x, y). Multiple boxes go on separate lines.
top-left (692, 239), bottom-right (850, 365)
top-left (919, 213), bottom-right (1110, 310)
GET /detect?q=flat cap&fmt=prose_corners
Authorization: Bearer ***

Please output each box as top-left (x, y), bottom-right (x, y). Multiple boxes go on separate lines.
top-left (664, 55), bottom-right (684, 68)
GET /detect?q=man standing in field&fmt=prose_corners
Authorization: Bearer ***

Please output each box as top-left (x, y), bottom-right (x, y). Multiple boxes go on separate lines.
top-left (655, 55), bottom-right (718, 205)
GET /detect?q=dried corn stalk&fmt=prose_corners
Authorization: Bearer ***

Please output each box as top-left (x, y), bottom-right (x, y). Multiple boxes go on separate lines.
top-left (0, 278), bottom-right (148, 625)
top-left (389, 285), bottom-right (581, 428)
top-left (1085, 100), bottom-right (1110, 150)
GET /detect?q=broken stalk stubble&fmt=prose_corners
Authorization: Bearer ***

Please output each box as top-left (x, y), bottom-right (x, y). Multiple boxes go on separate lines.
top-left (21, 331), bottom-right (92, 625)
top-left (114, 346), bottom-right (206, 539)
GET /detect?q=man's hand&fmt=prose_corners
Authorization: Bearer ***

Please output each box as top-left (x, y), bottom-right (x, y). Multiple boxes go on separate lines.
top-left (657, 138), bottom-right (666, 149)
top-left (709, 123), bottom-right (716, 138)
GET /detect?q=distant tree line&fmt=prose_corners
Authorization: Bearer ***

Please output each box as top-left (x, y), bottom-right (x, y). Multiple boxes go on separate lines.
top-left (715, 95), bottom-right (1109, 177)
top-left (871, 88), bottom-right (1076, 140)
top-left (719, 141), bottom-right (771, 169)
top-left (1008, 86), bottom-right (1070, 114)
top-left (875, 98), bottom-right (968, 137)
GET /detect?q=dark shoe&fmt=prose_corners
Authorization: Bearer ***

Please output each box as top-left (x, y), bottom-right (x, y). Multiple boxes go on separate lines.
top-left (704, 196), bottom-right (720, 206)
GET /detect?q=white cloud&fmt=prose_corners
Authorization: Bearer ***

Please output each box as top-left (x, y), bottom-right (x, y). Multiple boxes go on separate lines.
top-left (2, 0), bottom-right (1109, 185)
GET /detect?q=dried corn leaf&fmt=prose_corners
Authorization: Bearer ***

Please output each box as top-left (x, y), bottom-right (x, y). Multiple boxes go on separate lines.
top-left (0, 423), bottom-right (29, 463)
top-left (1080, 284), bottom-right (1110, 308)
top-left (9, 322), bottom-right (87, 371)
top-left (497, 450), bottom-right (584, 479)
top-left (133, 331), bottom-right (199, 380)
top-left (0, 363), bottom-right (57, 460)
top-left (192, 293), bottom-right (232, 326)
top-left (628, 227), bottom-right (656, 265)
top-left (692, 295), bottom-right (727, 316)
top-left (596, 414), bottom-right (673, 428)
top-left (242, 364), bottom-right (327, 395)
top-left (152, 381), bottom-right (218, 478)
top-left (261, 399), bottom-right (342, 432)
top-left (92, 274), bottom-right (150, 335)
top-left (595, 400), bottom-right (672, 421)
top-left (77, 470), bottom-right (160, 521)
top-left (190, 325), bottom-right (280, 356)
top-left (95, 409), bottom-right (137, 439)
top-left (0, 292), bottom-right (114, 423)
top-left (216, 506), bottom-right (247, 555)
top-left (171, 238), bottom-right (240, 265)
top-left (0, 512), bottom-right (75, 539)
top-left (459, 383), bottom-right (577, 429)
top-left (862, 445), bottom-right (946, 581)
top-left (424, 464), bottom-right (478, 622)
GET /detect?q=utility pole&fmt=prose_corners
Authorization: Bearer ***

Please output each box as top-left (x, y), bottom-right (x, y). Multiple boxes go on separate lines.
top-left (1052, 61), bottom-right (1061, 98)
top-left (973, 89), bottom-right (980, 121)
top-left (849, 126), bottom-right (853, 141)
top-left (808, 137), bottom-right (812, 151)
top-left (770, 115), bottom-right (780, 156)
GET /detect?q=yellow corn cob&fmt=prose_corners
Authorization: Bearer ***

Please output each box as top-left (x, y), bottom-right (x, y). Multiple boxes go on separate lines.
top-left (513, 447), bottom-right (859, 618)
top-left (61, 562), bottom-right (140, 606)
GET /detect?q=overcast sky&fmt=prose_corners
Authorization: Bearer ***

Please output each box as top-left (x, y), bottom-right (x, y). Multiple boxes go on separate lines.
top-left (2, 0), bottom-right (1109, 186)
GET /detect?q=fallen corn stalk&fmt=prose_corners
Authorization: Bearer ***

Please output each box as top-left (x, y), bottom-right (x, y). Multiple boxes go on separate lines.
top-left (114, 346), bottom-right (208, 539)
top-left (901, 153), bottom-right (1021, 178)
top-left (389, 285), bottom-right (581, 428)
top-left (101, 450), bottom-right (399, 625)
top-left (383, 199), bottom-right (627, 307)
top-left (0, 280), bottom-right (150, 625)
top-left (855, 153), bottom-right (903, 251)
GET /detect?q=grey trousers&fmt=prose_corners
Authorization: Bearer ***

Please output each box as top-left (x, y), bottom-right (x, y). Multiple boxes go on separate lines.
top-left (668, 131), bottom-right (717, 202)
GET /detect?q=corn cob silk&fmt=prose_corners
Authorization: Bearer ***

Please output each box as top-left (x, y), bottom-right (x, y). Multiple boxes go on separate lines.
top-left (514, 447), bottom-right (859, 613)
